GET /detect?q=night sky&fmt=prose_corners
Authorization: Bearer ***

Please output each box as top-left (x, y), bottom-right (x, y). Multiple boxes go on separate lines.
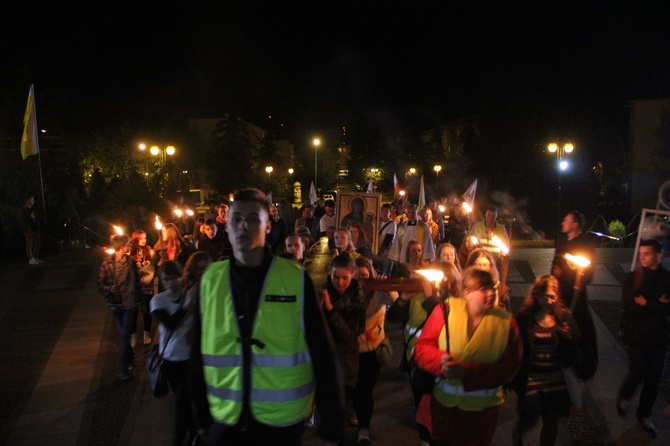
top-left (2, 2), bottom-right (669, 142)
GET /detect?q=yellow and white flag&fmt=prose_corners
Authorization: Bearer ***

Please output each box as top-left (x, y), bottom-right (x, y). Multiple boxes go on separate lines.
top-left (21, 84), bottom-right (40, 160)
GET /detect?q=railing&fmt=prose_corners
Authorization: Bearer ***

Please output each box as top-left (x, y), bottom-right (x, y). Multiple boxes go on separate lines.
top-left (65, 219), bottom-right (111, 248)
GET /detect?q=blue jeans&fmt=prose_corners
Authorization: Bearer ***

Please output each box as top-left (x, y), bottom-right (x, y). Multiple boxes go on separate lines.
top-left (111, 306), bottom-right (137, 373)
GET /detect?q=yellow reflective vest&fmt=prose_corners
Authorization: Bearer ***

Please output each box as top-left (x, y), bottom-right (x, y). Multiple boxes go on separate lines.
top-left (404, 292), bottom-right (430, 361)
top-left (433, 298), bottom-right (511, 411)
top-left (199, 257), bottom-right (315, 426)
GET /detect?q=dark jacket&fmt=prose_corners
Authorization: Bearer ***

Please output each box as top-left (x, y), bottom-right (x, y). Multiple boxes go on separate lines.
top-left (621, 266), bottom-right (670, 347)
top-left (199, 231), bottom-right (230, 262)
top-left (510, 306), bottom-right (580, 395)
top-left (324, 276), bottom-right (367, 387)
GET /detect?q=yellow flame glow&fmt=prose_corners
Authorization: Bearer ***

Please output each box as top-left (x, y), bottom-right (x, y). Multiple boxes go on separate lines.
top-left (173, 208), bottom-right (183, 217)
top-left (415, 269), bottom-right (445, 288)
top-left (113, 225), bottom-right (123, 235)
top-left (565, 253), bottom-right (591, 268)
top-left (104, 248), bottom-right (115, 254)
top-left (491, 235), bottom-right (509, 254)
top-left (462, 202), bottom-right (472, 213)
top-left (155, 215), bottom-right (163, 231)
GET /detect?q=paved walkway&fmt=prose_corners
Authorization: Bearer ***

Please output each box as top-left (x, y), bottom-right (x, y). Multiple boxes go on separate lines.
top-left (0, 247), bottom-right (668, 445)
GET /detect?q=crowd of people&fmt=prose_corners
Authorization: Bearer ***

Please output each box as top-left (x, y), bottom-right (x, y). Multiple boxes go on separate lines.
top-left (93, 190), bottom-right (669, 445)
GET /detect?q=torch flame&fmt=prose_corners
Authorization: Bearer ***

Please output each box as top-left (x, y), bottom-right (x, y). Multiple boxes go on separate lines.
top-left (112, 225), bottom-right (124, 235)
top-left (565, 253), bottom-right (591, 268)
top-left (155, 215), bottom-right (163, 231)
top-left (186, 209), bottom-right (194, 216)
top-left (104, 248), bottom-right (115, 254)
top-left (415, 269), bottom-right (445, 289)
top-left (462, 202), bottom-right (472, 213)
top-left (173, 208), bottom-right (183, 217)
top-left (491, 235), bottom-right (509, 255)
top-left (469, 235), bottom-right (480, 246)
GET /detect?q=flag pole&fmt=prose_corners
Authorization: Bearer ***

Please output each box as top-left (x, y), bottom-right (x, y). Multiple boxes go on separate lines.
top-left (37, 148), bottom-right (46, 224)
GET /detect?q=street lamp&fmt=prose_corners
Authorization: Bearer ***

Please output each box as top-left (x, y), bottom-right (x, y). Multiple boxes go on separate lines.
top-left (433, 164), bottom-right (442, 181)
top-left (265, 165), bottom-right (273, 179)
top-left (138, 143), bottom-right (150, 186)
top-left (547, 142), bottom-right (574, 236)
top-left (288, 168), bottom-right (294, 176)
top-left (149, 145), bottom-right (176, 210)
top-left (313, 138), bottom-right (321, 190)
top-left (409, 167), bottom-right (416, 175)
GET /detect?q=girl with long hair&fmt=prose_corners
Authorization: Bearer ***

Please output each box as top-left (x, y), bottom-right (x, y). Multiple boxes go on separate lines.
top-left (130, 229), bottom-right (156, 345)
top-left (347, 221), bottom-right (373, 259)
top-left (510, 275), bottom-right (580, 446)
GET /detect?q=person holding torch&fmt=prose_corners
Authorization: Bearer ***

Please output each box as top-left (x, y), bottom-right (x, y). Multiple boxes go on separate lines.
top-left (551, 211), bottom-right (598, 380)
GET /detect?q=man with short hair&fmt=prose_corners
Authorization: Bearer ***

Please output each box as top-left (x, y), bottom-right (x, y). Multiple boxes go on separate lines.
top-left (200, 219), bottom-right (230, 261)
top-left (191, 188), bottom-right (344, 446)
top-left (378, 203), bottom-right (396, 257)
top-left (551, 210), bottom-right (598, 380)
top-left (283, 233), bottom-right (306, 263)
top-left (469, 206), bottom-right (508, 257)
top-left (428, 199), bottom-right (445, 242)
top-left (319, 200), bottom-right (337, 237)
top-left (294, 204), bottom-right (320, 239)
top-left (616, 239), bottom-right (670, 438)
top-left (388, 204), bottom-right (435, 265)
top-left (203, 200), bottom-right (218, 221)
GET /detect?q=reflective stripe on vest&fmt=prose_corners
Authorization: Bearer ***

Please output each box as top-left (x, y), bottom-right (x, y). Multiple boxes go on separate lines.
top-left (200, 257), bottom-right (315, 426)
top-left (435, 381), bottom-right (500, 398)
top-left (432, 298), bottom-right (511, 411)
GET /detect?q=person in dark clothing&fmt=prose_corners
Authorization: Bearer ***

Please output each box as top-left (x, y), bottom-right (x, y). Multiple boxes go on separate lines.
top-left (551, 210), bottom-right (598, 380)
top-left (616, 239), bottom-right (670, 438)
top-left (190, 188), bottom-right (344, 446)
top-left (198, 219), bottom-right (230, 261)
top-left (319, 254), bottom-right (368, 444)
top-left (22, 196), bottom-right (43, 264)
top-left (97, 234), bottom-right (142, 380)
top-left (266, 204), bottom-right (286, 254)
top-left (511, 275), bottom-right (581, 446)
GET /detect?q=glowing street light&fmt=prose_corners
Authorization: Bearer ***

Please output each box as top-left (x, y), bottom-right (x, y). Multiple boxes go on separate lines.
top-left (547, 142), bottom-right (575, 236)
top-left (409, 167), bottom-right (416, 175)
top-left (288, 168), bottom-right (294, 175)
top-left (265, 165), bottom-right (274, 179)
top-left (313, 138), bottom-right (321, 190)
top-left (433, 164), bottom-right (442, 181)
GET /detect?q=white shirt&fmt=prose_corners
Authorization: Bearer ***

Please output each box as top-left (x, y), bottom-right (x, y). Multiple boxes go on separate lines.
top-left (319, 213), bottom-right (337, 233)
top-left (378, 218), bottom-right (397, 256)
top-left (150, 289), bottom-right (193, 361)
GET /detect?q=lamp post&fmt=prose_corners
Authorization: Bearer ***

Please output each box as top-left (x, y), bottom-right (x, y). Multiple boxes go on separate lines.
top-left (265, 165), bottom-right (273, 179)
top-left (149, 145), bottom-right (176, 210)
top-left (433, 164), bottom-right (442, 182)
top-left (547, 142), bottom-right (574, 236)
top-left (313, 138), bottom-right (320, 190)
top-left (288, 168), bottom-right (294, 176)
top-left (138, 143), bottom-right (150, 186)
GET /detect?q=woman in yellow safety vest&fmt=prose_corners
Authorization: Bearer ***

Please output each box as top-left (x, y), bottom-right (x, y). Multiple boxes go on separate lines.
top-left (414, 267), bottom-right (523, 446)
